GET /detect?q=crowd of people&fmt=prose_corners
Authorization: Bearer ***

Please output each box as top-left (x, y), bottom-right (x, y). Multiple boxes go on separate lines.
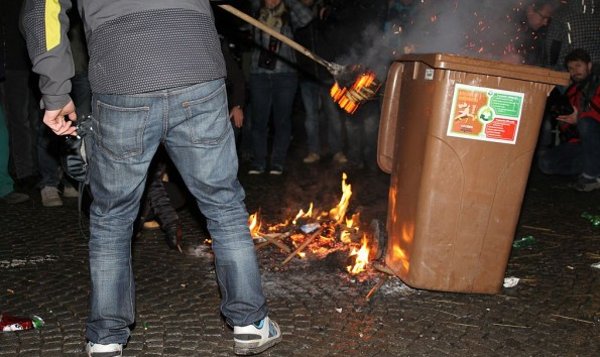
top-left (1, 0), bottom-right (599, 356)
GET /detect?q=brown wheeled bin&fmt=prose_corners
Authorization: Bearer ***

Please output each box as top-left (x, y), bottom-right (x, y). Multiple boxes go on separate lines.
top-left (377, 53), bottom-right (569, 294)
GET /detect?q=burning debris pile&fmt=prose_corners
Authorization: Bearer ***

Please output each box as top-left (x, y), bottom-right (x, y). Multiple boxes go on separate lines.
top-left (246, 173), bottom-right (381, 279)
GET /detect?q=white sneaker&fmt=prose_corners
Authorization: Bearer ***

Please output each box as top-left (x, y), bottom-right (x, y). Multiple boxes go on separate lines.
top-left (303, 152), bottom-right (320, 164)
top-left (62, 185), bottom-right (79, 198)
top-left (41, 186), bottom-right (63, 207)
top-left (85, 342), bottom-right (123, 357)
top-left (332, 152), bottom-right (348, 164)
top-left (233, 316), bottom-right (282, 355)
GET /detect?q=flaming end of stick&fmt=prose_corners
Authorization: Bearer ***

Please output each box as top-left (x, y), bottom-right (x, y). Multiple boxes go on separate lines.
top-left (330, 69), bottom-right (381, 114)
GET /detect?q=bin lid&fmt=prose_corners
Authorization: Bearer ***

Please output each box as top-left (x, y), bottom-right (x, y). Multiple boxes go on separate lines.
top-left (396, 53), bottom-right (569, 86)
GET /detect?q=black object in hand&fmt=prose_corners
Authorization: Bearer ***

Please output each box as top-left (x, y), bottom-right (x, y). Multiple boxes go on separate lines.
top-left (547, 90), bottom-right (574, 117)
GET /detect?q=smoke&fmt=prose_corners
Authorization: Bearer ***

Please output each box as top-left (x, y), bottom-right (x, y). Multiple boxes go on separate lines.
top-left (334, 0), bottom-right (562, 74)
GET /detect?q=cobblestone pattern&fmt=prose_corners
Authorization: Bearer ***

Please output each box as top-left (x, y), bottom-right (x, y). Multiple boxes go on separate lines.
top-left (0, 161), bottom-right (599, 356)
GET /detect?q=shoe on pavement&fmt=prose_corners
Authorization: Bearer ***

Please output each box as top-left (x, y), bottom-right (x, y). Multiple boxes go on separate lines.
top-left (571, 175), bottom-right (600, 192)
top-left (332, 152), bottom-right (348, 164)
top-left (41, 186), bottom-right (63, 207)
top-left (86, 342), bottom-right (123, 357)
top-left (143, 220), bottom-right (161, 230)
top-left (269, 166), bottom-right (283, 175)
top-left (233, 316), bottom-right (282, 355)
top-left (303, 152), bottom-right (320, 164)
top-left (62, 185), bottom-right (79, 198)
top-left (248, 167), bottom-right (265, 175)
top-left (0, 191), bottom-right (30, 204)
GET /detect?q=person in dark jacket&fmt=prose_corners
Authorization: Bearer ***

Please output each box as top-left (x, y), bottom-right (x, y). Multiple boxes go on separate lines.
top-left (538, 49), bottom-right (600, 192)
top-left (295, 0), bottom-right (348, 165)
top-left (0, 17), bottom-right (29, 204)
top-left (22, 1), bottom-right (281, 355)
top-left (0, 9), bottom-right (30, 204)
top-left (247, 0), bottom-right (313, 175)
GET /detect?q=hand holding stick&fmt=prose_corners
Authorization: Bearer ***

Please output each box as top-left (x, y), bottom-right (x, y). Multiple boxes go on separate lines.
top-left (217, 4), bottom-right (345, 77)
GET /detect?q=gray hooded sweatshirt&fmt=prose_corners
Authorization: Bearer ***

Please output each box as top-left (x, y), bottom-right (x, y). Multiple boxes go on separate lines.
top-left (23, 0), bottom-right (226, 110)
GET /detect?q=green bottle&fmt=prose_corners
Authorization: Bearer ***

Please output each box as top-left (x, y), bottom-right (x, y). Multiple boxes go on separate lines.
top-left (512, 235), bottom-right (535, 248)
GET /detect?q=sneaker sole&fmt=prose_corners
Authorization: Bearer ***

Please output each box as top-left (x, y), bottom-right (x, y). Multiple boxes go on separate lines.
top-left (42, 201), bottom-right (63, 207)
top-left (234, 335), bottom-right (282, 355)
top-left (575, 185), bottom-right (600, 192)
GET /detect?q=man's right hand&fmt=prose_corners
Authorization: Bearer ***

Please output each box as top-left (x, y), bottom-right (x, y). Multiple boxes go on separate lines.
top-left (43, 100), bottom-right (78, 136)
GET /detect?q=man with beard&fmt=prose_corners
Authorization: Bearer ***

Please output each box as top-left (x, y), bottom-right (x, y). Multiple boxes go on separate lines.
top-left (538, 48), bottom-right (600, 192)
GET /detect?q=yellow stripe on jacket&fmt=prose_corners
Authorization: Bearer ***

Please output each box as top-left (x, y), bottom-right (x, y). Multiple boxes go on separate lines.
top-left (45, 0), bottom-right (61, 51)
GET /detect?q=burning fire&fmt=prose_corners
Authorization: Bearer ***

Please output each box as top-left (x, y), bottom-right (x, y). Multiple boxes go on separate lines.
top-left (248, 211), bottom-right (262, 238)
top-left (329, 173), bottom-right (352, 223)
top-left (247, 173), bottom-right (372, 275)
top-left (347, 234), bottom-right (370, 274)
top-left (330, 71), bottom-right (381, 114)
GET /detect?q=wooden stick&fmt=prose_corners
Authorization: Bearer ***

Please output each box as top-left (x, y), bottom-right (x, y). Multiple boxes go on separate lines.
top-left (444, 322), bottom-right (479, 328)
top-left (255, 232), bottom-right (291, 251)
top-left (551, 314), bottom-right (594, 324)
top-left (492, 323), bottom-right (530, 329)
top-left (217, 4), bottom-right (344, 76)
top-left (262, 234), bottom-right (291, 253)
top-left (365, 278), bottom-right (387, 302)
top-left (521, 225), bottom-right (553, 232)
top-left (281, 227), bottom-right (324, 266)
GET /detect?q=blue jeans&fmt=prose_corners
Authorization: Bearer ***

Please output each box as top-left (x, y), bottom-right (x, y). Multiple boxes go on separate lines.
top-left (37, 121), bottom-right (62, 188)
top-left (86, 79), bottom-right (267, 345)
top-left (538, 117), bottom-right (600, 177)
top-left (299, 79), bottom-right (344, 155)
top-left (4, 70), bottom-right (40, 179)
top-left (0, 99), bottom-right (14, 197)
top-left (249, 73), bottom-right (298, 170)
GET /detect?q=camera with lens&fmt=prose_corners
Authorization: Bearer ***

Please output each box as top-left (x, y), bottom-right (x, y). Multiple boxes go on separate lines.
top-left (547, 89), bottom-right (574, 118)
top-left (258, 36), bottom-right (280, 70)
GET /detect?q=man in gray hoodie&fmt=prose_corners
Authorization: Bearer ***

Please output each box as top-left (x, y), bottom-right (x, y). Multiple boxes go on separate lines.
top-left (22, 1), bottom-right (281, 355)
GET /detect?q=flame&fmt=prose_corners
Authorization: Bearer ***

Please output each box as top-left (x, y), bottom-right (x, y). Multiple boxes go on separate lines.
top-left (248, 212), bottom-right (262, 238)
top-left (346, 212), bottom-right (360, 229)
top-left (330, 71), bottom-right (380, 114)
top-left (340, 230), bottom-right (352, 244)
top-left (292, 202), bottom-right (314, 225)
top-left (347, 234), bottom-right (370, 275)
top-left (329, 173), bottom-right (352, 223)
top-left (246, 173), bottom-right (374, 276)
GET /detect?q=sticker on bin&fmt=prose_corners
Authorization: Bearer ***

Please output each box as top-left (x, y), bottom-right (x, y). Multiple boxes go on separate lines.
top-left (447, 84), bottom-right (524, 144)
top-left (424, 68), bottom-right (434, 80)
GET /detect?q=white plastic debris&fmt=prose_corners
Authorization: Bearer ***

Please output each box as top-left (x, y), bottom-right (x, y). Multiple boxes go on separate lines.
top-left (591, 262), bottom-right (600, 269)
top-left (503, 276), bottom-right (520, 288)
top-left (335, 307), bottom-right (343, 313)
top-left (300, 222), bottom-right (320, 234)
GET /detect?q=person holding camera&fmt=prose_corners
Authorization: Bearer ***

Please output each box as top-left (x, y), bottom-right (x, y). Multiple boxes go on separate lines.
top-left (247, 0), bottom-right (313, 175)
top-left (538, 48), bottom-right (600, 192)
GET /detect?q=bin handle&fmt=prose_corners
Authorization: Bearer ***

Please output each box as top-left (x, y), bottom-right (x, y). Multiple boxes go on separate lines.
top-left (377, 62), bottom-right (405, 174)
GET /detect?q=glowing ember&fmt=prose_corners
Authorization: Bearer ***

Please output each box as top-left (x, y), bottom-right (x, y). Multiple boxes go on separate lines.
top-left (347, 235), bottom-right (370, 274)
top-left (330, 71), bottom-right (381, 114)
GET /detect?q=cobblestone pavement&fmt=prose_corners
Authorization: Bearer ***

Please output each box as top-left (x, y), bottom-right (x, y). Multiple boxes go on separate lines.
top-left (1, 142), bottom-right (599, 356)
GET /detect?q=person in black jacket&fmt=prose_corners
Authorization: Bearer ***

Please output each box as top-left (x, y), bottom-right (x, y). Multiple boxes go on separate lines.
top-left (0, 16), bottom-right (29, 204)
top-left (295, 0), bottom-right (348, 165)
